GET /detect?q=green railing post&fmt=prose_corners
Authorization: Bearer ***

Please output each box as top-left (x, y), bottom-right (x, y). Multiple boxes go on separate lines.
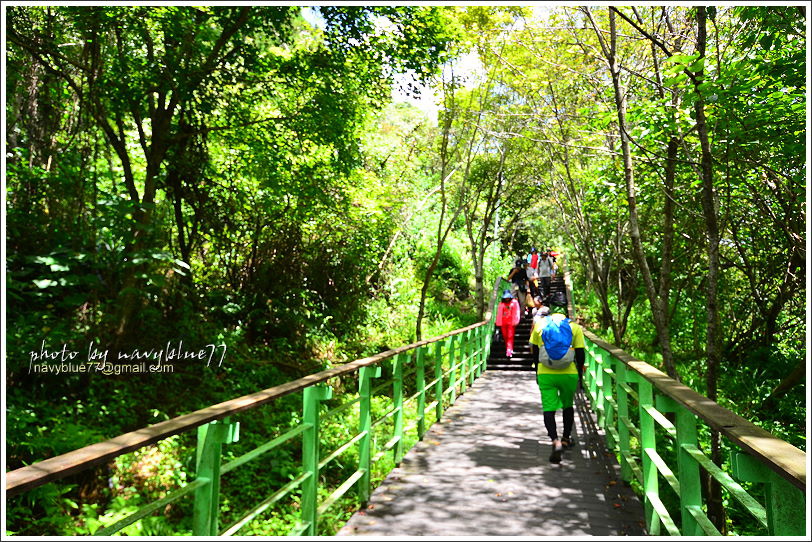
top-left (466, 329), bottom-right (475, 386)
top-left (615, 356), bottom-right (632, 483)
top-left (460, 330), bottom-right (470, 394)
top-left (476, 327), bottom-right (486, 377)
top-left (193, 418), bottom-right (239, 536)
top-left (302, 384), bottom-right (332, 535)
top-left (638, 379), bottom-right (659, 535)
top-left (393, 352), bottom-right (405, 465)
top-left (447, 336), bottom-right (458, 404)
top-left (463, 329), bottom-right (476, 393)
top-left (485, 318), bottom-right (495, 372)
top-left (587, 342), bottom-right (599, 402)
top-left (675, 404), bottom-right (703, 536)
top-left (358, 365), bottom-right (381, 503)
top-left (604, 357), bottom-right (616, 447)
top-left (434, 341), bottom-right (444, 420)
top-left (765, 472), bottom-right (805, 536)
top-left (416, 347), bottom-right (427, 439)
top-left (595, 349), bottom-right (606, 426)
top-left (733, 452), bottom-right (806, 536)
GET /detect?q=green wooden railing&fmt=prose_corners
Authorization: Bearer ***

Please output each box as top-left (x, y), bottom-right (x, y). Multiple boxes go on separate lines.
top-left (581, 332), bottom-right (806, 536)
top-left (6, 279), bottom-right (506, 536)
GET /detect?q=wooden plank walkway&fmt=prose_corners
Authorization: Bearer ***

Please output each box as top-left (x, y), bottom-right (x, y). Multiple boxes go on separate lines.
top-left (339, 370), bottom-right (647, 537)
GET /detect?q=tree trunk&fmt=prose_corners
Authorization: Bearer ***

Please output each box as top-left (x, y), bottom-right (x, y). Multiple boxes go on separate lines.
top-left (416, 170), bottom-right (461, 341)
top-left (416, 221), bottom-right (458, 341)
top-left (694, 6), bottom-right (725, 533)
top-left (587, 7), bottom-right (677, 378)
top-left (763, 360), bottom-right (805, 409)
top-left (470, 241), bottom-right (486, 317)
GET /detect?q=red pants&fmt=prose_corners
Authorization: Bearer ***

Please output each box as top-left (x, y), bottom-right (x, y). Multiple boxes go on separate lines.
top-left (501, 324), bottom-right (516, 355)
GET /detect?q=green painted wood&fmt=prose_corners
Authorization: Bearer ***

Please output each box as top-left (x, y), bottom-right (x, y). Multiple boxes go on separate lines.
top-left (642, 405), bottom-right (676, 439)
top-left (604, 359), bottom-right (616, 449)
top-left (320, 432), bottom-right (367, 471)
top-left (220, 472), bottom-right (310, 535)
top-left (638, 380), bottom-right (658, 535)
top-left (675, 405), bottom-right (703, 536)
top-left (221, 423), bottom-right (308, 475)
top-left (393, 353), bottom-right (405, 465)
top-left (192, 418), bottom-right (237, 536)
top-left (584, 331), bottom-right (806, 536)
top-left (434, 341), bottom-right (444, 422)
top-left (301, 385), bottom-right (332, 535)
top-left (318, 470), bottom-right (367, 516)
top-left (620, 449), bottom-right (644, 486)
top-left (587, 342), bottom-right (599, 402)
top-left (460, 330), bottom-right (469, 395)
top-left (412, 348), bottom-right (425, 440)
top-left (449, 336), bottom-right (459, 403)
top-left (615, 358), bottom-right (633, 483)
top-left (733, 451), bottom-right (806, 536)
top-left (685, 505), bottom-right (722, 536)
top-left (618, 415), bottom-right (641, 441)
top-left (644, 448), bottom-right (680, 496)
top-left (646, 491), bottom-right (680, 536)
top-left (97, 477), bottom-right (209, 535)
top-left (583, 329), bottom-right (805, 492)
top-left (475, 326), bottom-right (485, 377)
top-left (619, 381), bottom-right (639, 401)
top-left (357, 364), bottom-right (379, 500)
top-left (682, 444), bottom-right (768, 529)
top-left (765, 470), bottom-right (806, 536)
top-left (595, 350), bottom-right (607, 427)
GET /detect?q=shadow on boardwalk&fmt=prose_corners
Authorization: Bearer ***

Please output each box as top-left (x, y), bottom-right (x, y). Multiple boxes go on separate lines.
top-left (339, 370), bottom-right (647, 537)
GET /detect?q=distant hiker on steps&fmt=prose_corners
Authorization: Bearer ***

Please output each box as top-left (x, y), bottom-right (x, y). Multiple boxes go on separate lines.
top-left (507, 258), bottom-right (530, 313)
top-left (495, 289), bottom-right (521, 358)
top-left (526, 255), bottom-right (540, 301)
top-left (527, 247), bottom-right (539, 271)
top-left (537, 252), bottom-right (554, 301)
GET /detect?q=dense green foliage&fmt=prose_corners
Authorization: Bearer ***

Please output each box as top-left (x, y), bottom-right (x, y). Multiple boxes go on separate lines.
top-left (4, 4), bottom-right (806, 537)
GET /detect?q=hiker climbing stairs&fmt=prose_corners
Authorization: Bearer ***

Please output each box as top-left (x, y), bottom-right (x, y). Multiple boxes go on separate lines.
top-left (488, 272), bottom-right (568, 372)
top-left (487, 313), bottom-right (534, 371)
top-left (548, 273), bottom-right (567, 308)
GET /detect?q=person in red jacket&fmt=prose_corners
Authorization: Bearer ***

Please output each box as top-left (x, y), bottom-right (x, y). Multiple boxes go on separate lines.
top-left (527, 247), bottom-right (539, 270)
top-left (495, 289), bottom-right (521, 357)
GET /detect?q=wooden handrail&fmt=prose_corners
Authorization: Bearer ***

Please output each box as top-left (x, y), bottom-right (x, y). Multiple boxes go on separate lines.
top-left (6, 319), bottom-right (492, 497)
top-left (583, 329), bottom-right (806, 492)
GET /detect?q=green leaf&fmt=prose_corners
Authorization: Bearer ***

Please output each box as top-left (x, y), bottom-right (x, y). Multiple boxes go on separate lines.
top-left (665, 53), bottom-right (699, 66)
top-left (688, 57), bottom-right (705, 73)
top-left (33, 279), bottom-right (58, 289)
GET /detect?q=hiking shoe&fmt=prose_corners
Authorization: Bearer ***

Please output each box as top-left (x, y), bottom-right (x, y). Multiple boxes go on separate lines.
top-left (561, 437), bottom-right (576, 449)
top-left (549, 445), bottom-right (563, 464)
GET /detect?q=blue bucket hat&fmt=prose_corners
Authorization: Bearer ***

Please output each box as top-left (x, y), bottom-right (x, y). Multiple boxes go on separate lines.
top-left (501, 289), bottom-right (513, 300)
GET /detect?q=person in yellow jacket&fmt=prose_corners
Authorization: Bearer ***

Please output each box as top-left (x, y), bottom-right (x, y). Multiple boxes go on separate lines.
top-left (529, 306), bottom-right (585, 463)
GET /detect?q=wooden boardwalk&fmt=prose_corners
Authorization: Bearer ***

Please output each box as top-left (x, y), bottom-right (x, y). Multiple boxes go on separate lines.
top-left (339, 370), bottom-right (647, 537)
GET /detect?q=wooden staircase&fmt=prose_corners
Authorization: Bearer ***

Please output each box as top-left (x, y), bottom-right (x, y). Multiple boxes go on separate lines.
top-left (487, 311), bottom-right (535, 371)
top-left (488, 273), bottom-right (568, 372)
